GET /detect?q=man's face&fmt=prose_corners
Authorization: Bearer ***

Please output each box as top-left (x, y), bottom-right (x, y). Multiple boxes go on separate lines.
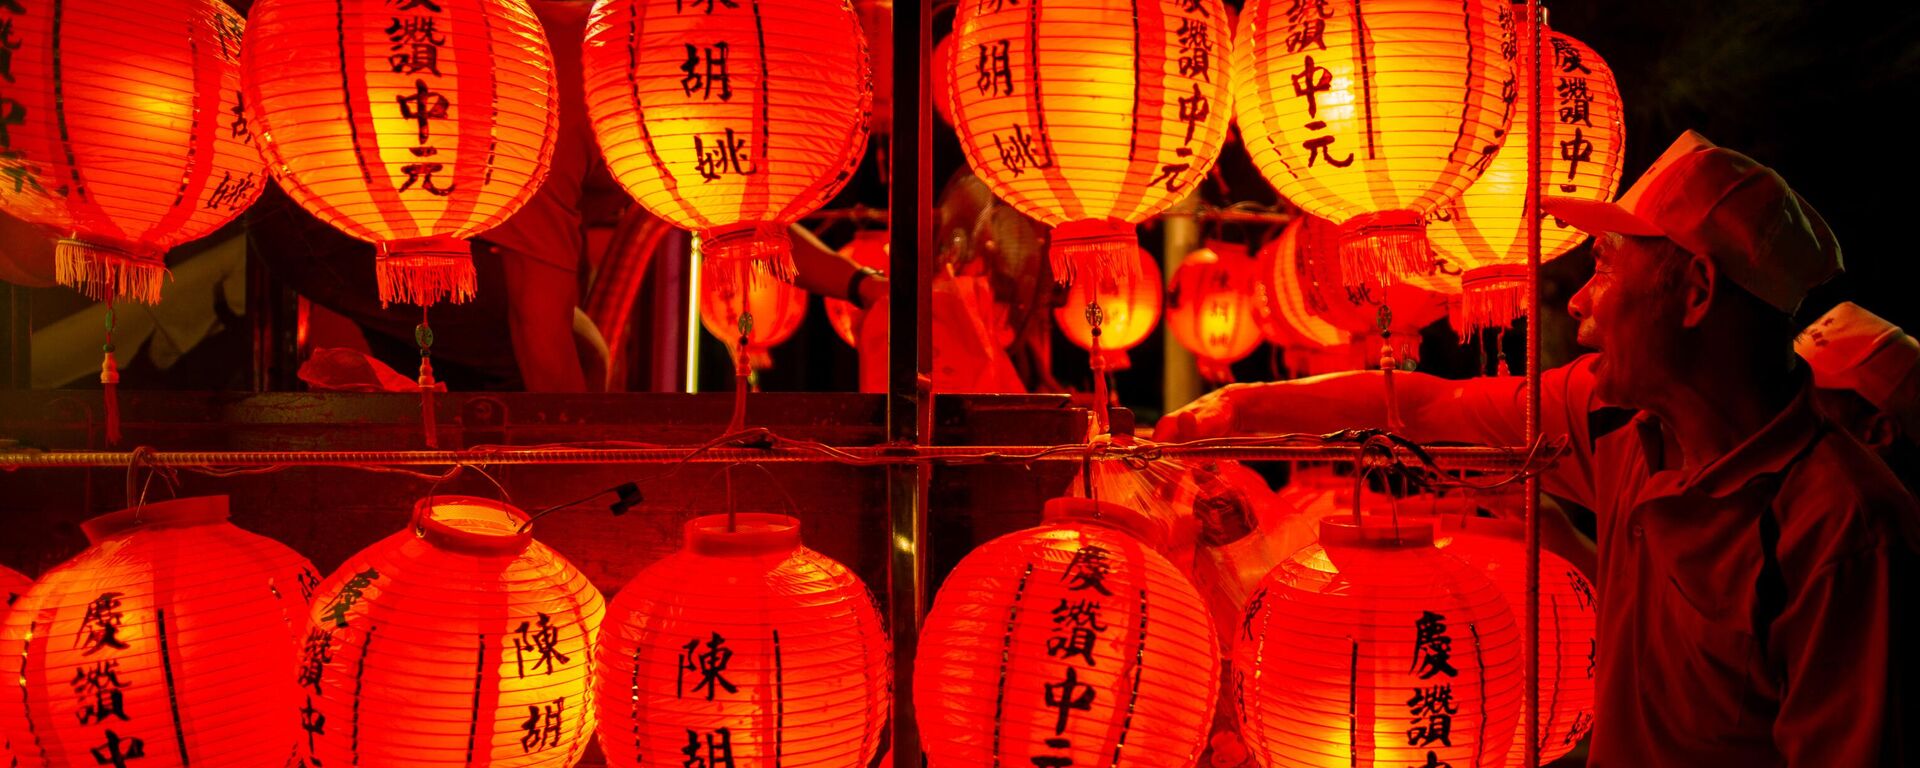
top-left (1567, 234), bottom-right (1689, 407)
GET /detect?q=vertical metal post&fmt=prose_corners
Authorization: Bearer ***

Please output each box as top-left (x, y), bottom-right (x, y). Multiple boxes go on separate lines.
top-left (886, 0), bottom-right (933, 763)
top-left (1523, 2), bottom-right (1545, 766)
top-left (685, 233), bottom-right (704, 393)
top-left (1162, 193), bottom-right (1201, 415)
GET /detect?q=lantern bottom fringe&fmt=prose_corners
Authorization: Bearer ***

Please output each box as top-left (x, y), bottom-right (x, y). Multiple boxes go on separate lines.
top-left (1454, 265), bottom-right (1531, 337)
top-left (1049, 219), bottom-right (1138, 286)
top-left (56, 240), bottom-right (167, 305)
top-left (701, 222), bottom-right (797, 283)
top-left (1337, 212), bottom-right (1432, 286)
top-left (377, 257), bottom-right (477, 307)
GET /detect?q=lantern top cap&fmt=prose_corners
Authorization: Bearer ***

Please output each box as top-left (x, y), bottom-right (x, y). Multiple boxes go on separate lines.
top-left (1543, 130), bottom-right (1841, 314)
top-left (413, 495), bottom-right (535, 557)
top-left (1318, 517), bottom-right (1435, 548)
top-left (83, 495), bottom-right (230, 544)
top-left (685, 513), bottom-right (803, 557)
top-left (1044, 497), bottom-right (1166, 547)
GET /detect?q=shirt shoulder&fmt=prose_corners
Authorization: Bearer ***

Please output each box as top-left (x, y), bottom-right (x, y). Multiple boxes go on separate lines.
top-left (1775, 429), bottom-right (1920, 577)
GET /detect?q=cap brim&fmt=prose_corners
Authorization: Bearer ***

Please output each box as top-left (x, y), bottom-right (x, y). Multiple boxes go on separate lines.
top-left (1542, 196), bottom-right (1666, 238)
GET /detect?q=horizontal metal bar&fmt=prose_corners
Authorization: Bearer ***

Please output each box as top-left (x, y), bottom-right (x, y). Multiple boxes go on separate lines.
top-left (0, 443), bottom-right (1538, 470)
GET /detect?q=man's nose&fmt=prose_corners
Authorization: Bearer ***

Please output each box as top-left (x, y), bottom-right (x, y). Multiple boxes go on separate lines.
top-left (1568, 281), bottom-right (1593, 323)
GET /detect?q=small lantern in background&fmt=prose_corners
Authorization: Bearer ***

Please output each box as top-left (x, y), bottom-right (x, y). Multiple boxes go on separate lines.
top-left (594, 513), bottom-right (889, 768)
top-left (1253, 218), bottom-right (1351, 359)
top-left (1436, 517), bottom-right (1597, 766)
top-left (0, 496), bottom-right (318, 768)
top-left (1053, 246), bottom-right (1163, 372)
top-left (917, 497), bottom-right (1220, 768)
top-left (1262, 214), bottom-right (1448, 371)
top-left (1423, 25), bottom-right (1625, 335)
top-left (700, 270), bottom-right (808, 372)
top-left (1235, 518), bottom-right (1523, 768)
top-left (1168, 243), bottom-right (1263, 384)
top-left (0, 0), bottom-right (264, 304)
top-left (298, 496), bottom-right (605, 767)
top-left (243, 0), bottom-right (558, 306)
top-left (826, 230), bottom-right (890, 347)
top-left (949, 0), bottom-right (1233, 288)
top-left (583, 0), bottom-right (871, 284)
top-left (1232, 0), bottom-right (1517, 284)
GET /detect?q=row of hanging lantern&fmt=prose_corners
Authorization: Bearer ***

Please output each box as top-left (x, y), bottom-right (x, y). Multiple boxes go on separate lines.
top-left (0, 484), bottom-right (1593, 768)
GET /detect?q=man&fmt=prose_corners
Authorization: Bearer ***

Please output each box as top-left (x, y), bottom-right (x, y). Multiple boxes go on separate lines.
top-left (1159, 131), bottom-right (1918, 765)
top-left (1796, 301), bottom-right (1919, 492)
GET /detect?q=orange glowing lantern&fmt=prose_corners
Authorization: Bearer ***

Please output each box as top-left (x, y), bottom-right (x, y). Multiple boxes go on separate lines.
top-left (594, 514), bottom-right (889, 768)
top-left (1258, 215), bottom-right (1446, 367)
top-left (1435, 517), bottom-right (1596, 766)
top-left (1053, 246), bottom-right (1163, 371)
top-left (0, 564), bottom-right (19, 768)
top-left (932, 33), bottom-right (957, 126)
top-left (1253, 218), bottom-right (1349, 352)
top-left (949, 0), bottom-right (1234, 287)
top-left (1424, 26), bottom-right (1623, 334)
top-left (243, 0), bottom-right (558, 307)
top-left (1231, 0), bottom-right (1518, 284)
top-left (1169, 243), bottom-right (1263, 384)
top-left (0, 496), bottom-right (319, 767)
top-left (298, 496), bottom-right (605, 767)
top-left (1235, 518), bottom-right (1523, 768)
top-left (826, 229), bottom-right (889, 347)
top-left (0, 0), bottom-right (263, 303)
top-left (917, 497), bottom-right (1220, 768)
top-left (699, 269), bottom-right (807, 371)
top-left (582, 0), bottom-right (871, 283)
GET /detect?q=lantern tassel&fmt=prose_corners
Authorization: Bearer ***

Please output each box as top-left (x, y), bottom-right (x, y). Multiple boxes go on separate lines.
top-left (102, 350), bottom-right (122, 446)
top-left (377, 236), bottom-right (478, 307)
top-left (1457, 265), bottom-right (1531, 337)
top-left (1049, 219), bottom-right (1138, 287)
top-left (701, 222), bottom-right (796, 283)
top-left (416, 309), bottom-right (440, 448)
top-left (728, 304), bottom-right (755, 434)
top-left (57, 239), bottom-right (168, 305)
top-left (1336, 211), bottom-right (1432, 286)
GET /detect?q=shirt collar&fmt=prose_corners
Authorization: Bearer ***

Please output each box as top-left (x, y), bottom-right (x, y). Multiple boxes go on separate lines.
top-left (1633, 375), bottom-right (1823, 501)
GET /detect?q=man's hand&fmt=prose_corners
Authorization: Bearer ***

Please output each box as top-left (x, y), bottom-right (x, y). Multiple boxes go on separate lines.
top-left (1155, 384), bottom-right (1244, 442)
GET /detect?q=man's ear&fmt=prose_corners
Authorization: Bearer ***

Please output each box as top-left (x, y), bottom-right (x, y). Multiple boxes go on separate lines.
top-left (1680, 252), bottom-right (1716, 329)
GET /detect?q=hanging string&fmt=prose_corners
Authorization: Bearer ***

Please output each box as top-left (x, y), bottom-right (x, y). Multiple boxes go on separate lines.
top-left (1496, 327), bottom-right (1511, 377)
top-left (727, 268), bottom-right (754, 435)
top-left (1086, 300), bottom-right (1111, 436)
top-left (1376, 306), bottom-right (1406, 433)
top-left (416, 308), bottom-right (438, 448)
top-left (101, 298), bottom-right (122, 445)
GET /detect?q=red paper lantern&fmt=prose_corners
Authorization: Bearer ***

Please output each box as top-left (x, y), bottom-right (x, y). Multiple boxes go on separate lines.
top-left (1231, 0), bottom-right (1517, 283)
top-left (0, 564), bottom-right (21, 768)
top-left (594, 513), bottom-right (889, 768)
top-left (1234, 519), bottom-right (1523, 768)
top-left (1423, 25), bottom-right (1623, 335)
top-left (949, 0), bottom-right (1233, 286)
top-left (1053, 246), bottom-right (1162, 371)
top-left (826, 229), bottom-right (889, 347)
top-left (1168, 243), bottom-right (1263, 384)
top-left (699, 269), bottom-right (807, 371)
top-left (583, 0), bottom-right (871, 282)
top-left (1435, 517), bottom-right (1596, 765)
top-left (298, 496), bottom-right (605, 767)
top-left (917, 498), bottom-right (1220, 768)
top-left (243, 0), bottom-right (558, 306)
top-left (1253, 219), bottom-right (1348, 352)
top-left (0, 0), bottom-right (264, 303)
top-left (0, 496), bottom-right (318, 768)
top-left (932, 33), bottom-right (957, 127)
top-left (1258, 215), bottom-right (1447, 356)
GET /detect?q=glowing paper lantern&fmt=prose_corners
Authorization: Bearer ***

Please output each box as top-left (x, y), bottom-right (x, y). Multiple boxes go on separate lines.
top-left (1231, 0), bottom-right (1517, 283)
top-left (243, 0), bottom-right (558, 306)
top-left (1424, 27), bottom-right (1624, 334)
top-left (1235, 519), bottom-right (1523, 768)
top-left (583, 0), bottom-right (871, 283)
top-left (1253, 218), bottom-right (1348, 351)
top-left (298, 496), bottom-right (605, 767)
top-left (1168, 243), bottom-right (1263, 384)
top-left (1053, 246), bottom-right (1163, 371)
top-left (0, 496), bottom-right (319, 768)
top-left (932, 33), bottom-right (957, 126)
top-left (699, 269), bottom-right (807, 371)
top-left (949, 0), bottom-right (1233, 286)
top-left (0, 564), bottom-right (20, 768)
top-left (0, 0), bottom-right (264, 303)
top-left (917, 497), bottom-right (1220, 768)
top-left (826, 229), bottom-right (889, 347)
top-left (1258, 215), bottom-right (1446, 350)
top-left (1436, 517), bottom-right (1596, 766)
top-left (594, 513), bottom-right (889, 768)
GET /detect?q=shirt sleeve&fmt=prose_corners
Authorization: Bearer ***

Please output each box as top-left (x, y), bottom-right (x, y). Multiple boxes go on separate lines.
top-left (1433, 355), bottom-right (1603, 511)
top-left (1770, 546), bottom-right (1901, 766)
